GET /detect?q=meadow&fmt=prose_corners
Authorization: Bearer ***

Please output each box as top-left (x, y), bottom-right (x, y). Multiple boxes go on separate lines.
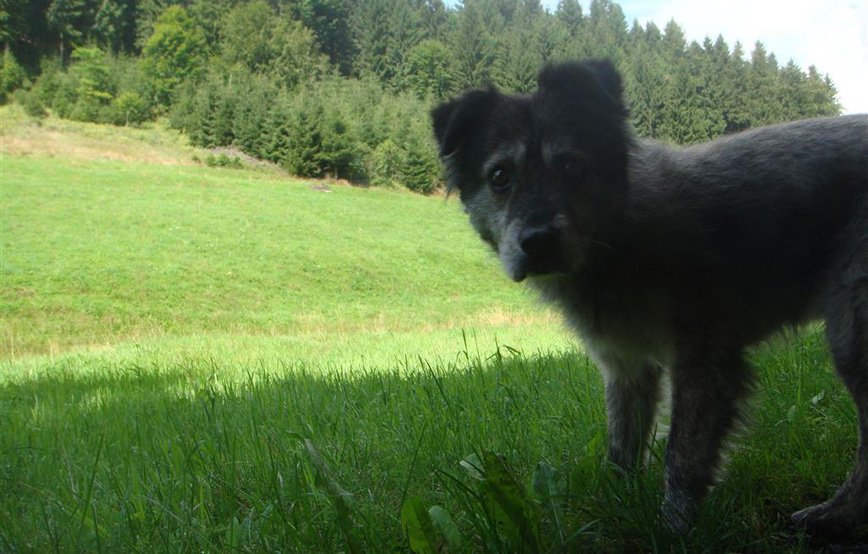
top-left (0, 107), bottom-right (858, 553)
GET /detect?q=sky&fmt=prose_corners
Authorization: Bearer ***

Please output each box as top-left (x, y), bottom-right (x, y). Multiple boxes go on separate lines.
top-left (447, 0), bottom-right (868, 114)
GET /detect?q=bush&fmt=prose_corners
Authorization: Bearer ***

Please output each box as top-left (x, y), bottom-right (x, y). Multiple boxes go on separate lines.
top-left (204, 153), bottom-right (243, 168)
top-left (67, 46), bottom-right (114, 123)
top-left (109, 91), bottom-right (151, 126)
top-left (49, 71), bottom-right (80, 119)
top-left (20, 91), bottom-right (48, 119)
top-left (369, 139), bottom-right (406, 187)
top-left (402, 136), bottom-right (440, 194)
top-left (0, 49), bottom-right (28, 104)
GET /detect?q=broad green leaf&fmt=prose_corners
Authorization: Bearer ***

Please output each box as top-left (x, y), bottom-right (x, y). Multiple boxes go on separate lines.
top-left (401, 496), bottom-right (438, 554)
top-left (532, 461), bottom-right (566, 540)
top-left (480, 452), bottom-right (540, 553)
top-left (459, 452), bottom-right (485, 481)
top-left (532, 462), bottom-right (566, 501)
top-left (429, 505), bottom-right (462, 550)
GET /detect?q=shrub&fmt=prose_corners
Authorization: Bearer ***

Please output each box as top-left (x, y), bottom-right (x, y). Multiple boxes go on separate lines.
top-left (0, 49), bottom-right (28, 104)
top-left (109, 91), bottom-right (151, 126)
top-left (402, 135), bottom-right (440, 194)
top-left (369, 139), bottom-right (406, 187)
top-left (204, 153), bottom-right (243, 168)
top-left (21, 91), bottom-right (48, 119)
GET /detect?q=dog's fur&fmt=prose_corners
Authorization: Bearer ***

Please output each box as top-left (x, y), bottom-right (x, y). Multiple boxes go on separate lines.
top-left (431, 60), bottom-right (868, 536)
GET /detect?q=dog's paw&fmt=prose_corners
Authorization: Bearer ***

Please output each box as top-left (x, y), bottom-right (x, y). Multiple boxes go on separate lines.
top-left (660, 496), bottom-right (696, 535)
top-left (792, 501), bottom-right (868, 540)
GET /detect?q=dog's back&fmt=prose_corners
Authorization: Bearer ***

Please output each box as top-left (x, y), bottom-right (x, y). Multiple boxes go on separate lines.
top-left (599, 114), bottom-right (868, 345)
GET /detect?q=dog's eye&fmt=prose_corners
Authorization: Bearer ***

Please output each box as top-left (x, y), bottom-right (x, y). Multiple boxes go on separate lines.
top-left (559, 157), bottom-right (583, 180)
top-left (489, 166), bottom-right (511, 192)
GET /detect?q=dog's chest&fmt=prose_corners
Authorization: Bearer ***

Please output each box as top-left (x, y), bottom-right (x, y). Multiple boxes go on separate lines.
top-left (532, 275), bottom-right (675, 374)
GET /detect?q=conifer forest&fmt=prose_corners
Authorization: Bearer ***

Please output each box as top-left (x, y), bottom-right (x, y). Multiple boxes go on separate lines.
top-left (1, 0), bottom-right (841, 191)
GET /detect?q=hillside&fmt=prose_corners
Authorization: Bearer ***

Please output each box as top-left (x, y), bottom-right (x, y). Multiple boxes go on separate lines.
top-left (0, 106), bottom-right (565, 366)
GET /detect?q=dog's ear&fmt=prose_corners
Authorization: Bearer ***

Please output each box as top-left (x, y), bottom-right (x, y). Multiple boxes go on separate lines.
top-left (431, 88), bottom-right (499, 157)
top-left (537, 59), bottom-right (625, 113)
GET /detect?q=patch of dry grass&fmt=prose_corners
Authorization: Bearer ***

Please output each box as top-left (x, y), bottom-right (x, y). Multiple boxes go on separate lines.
top-left (1, 104), bottom-right (201, 165)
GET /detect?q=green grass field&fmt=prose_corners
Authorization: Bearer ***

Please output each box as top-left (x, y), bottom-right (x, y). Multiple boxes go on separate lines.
top-left (0, 108), bottom-right (858, 553)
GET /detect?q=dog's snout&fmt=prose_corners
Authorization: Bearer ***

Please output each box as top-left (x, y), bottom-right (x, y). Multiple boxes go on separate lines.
top-left (519, 226), bottom-right (560, 259)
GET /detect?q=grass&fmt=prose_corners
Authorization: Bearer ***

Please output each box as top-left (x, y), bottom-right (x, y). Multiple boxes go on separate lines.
top-left (0, 107), bottom-right (859, 553)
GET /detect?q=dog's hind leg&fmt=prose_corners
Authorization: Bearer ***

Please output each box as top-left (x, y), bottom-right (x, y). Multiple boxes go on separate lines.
top-left (601, 358), bottom-right (663, 470)
top-left (793, 240), bottom-right (868, 538)
top-left (662, 348), bottom-right (753, 532)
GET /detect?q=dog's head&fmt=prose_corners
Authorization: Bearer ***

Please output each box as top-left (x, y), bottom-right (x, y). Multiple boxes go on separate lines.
top-left (431, 60), bottom-right (631, 282)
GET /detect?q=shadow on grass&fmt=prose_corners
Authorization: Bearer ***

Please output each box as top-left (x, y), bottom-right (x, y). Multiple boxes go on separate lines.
top-left (0, 328), bottom-right (855, 553)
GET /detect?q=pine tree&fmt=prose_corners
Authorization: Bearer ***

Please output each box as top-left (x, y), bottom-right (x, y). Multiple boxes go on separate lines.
top-left (748, 41), bottom-right (784, 125)
top-left (450, 1), bottom-right (493, 90)
top-left (625, 41), bottom-right (666, 138)
top-left (555, 0), bottom-right (582, 38)
top-left (492, 4), bottom-right (542, 92)
top-left (804, 65), bottom-right (840, 117)
top-left (303, 0), bottom-right (355, 76)
top-left (46, 0), bottom-right (87, 64)
top-left (416, 0), bottom-right (448, 42)
top-left (351, 0), bottom-right (393, 81)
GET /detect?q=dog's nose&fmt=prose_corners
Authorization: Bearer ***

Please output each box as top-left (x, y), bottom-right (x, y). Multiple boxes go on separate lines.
top-left (519, 226), bottom-right (560, 259)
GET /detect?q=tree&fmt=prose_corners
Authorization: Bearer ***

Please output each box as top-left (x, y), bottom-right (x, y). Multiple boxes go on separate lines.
top-left (0, 47), bottom-right (27, 103)
top-left (416, 0), bottom-right (448, 42)
top-left (661, 19), bottom-right (686, 62)
top-left (351, 0), bottom-right (393, 80)
top-left (385, 0), bottom-right (422, 86)
top-left (404, 39), bottom-right (453, 100)
top-left (584, 0), bottom-right (627, 61)
top-left (624, 42), bottom-right (666, 138)
top-left (803, 66), bottom-right (839, 117)
top-left (46, 0), bottom-right (87, 63)
top-left (219, 1), bottom-right (327, 89)
top-left (0, 0), bottom-right (30, 51)
top-left (556, 0), bottom-right (582, 38)
top-left (140, 5), bottom-right (206, 107)
top-left (219, 1), bottom-right (277, 75)
top-left (492, 5), bottom-right (542, 93)
top-left (747, 41), bottom-right (784, 125)
top-left (270, 19), bottom-right (329, 89)
top-left (449, 1), bottom-right (493, 90)
top-left (721, 41), bottom-right (751, 133)
top-left (68, 45), bottom-right (114, 121)
top-left (90, 0), bottom-right (135, 52)
top-left (352, 0), bottom-right (421, 85)
top-left (304, 0), bottom-right (354, 76)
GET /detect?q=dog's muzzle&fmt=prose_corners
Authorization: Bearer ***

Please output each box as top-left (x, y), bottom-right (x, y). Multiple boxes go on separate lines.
top-left (513, 224), bottom-right (565, 281)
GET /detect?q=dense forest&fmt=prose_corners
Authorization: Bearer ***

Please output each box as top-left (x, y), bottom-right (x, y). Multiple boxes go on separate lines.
top-left (0, 0), bottom-right (841, 191)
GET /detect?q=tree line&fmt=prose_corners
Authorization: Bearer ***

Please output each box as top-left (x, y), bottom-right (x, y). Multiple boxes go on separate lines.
top-left (0, 0), bottom-right (841, 192)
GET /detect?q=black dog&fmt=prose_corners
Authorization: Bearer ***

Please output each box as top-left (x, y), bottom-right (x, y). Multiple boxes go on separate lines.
top-left (431, 59), bottom-right (868, 536)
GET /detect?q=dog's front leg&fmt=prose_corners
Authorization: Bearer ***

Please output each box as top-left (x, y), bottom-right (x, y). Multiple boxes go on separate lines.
top-left (662, 349), bottom-right (752, 532)
top-left (602, 359), bottom-right (663, 470)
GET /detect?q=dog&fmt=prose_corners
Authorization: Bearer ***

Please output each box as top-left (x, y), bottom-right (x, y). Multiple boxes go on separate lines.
top-left (431, 59), bottom-right (868, 537)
